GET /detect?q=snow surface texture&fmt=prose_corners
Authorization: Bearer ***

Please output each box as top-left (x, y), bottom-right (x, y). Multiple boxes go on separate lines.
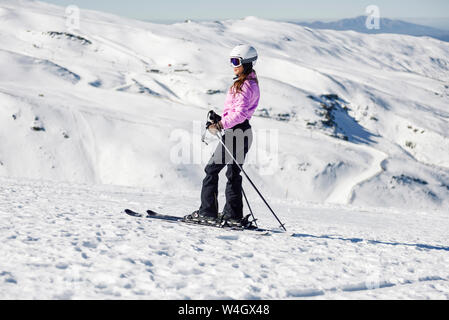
top-left (1, 177), bottom-right (449, 299)
top-left (0, 0), bottom-right (449, 299)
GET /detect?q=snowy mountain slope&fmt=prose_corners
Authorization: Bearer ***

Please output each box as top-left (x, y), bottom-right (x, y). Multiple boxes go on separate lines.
top-left (1, 0), bottom-right (449, 211)
top-left (1, 176), bottom-right (449, 299)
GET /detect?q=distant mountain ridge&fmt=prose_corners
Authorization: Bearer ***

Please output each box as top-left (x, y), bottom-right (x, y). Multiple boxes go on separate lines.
top-left (293, 16), bottom-right (449, 42)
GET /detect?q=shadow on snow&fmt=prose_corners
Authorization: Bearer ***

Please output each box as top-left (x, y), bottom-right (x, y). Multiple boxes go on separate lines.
top-left (291, 233), bottom-right (449, 252)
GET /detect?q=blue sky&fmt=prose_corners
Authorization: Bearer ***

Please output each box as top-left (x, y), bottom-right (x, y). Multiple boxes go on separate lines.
top-left (39, 0), bottom-right (449, 28)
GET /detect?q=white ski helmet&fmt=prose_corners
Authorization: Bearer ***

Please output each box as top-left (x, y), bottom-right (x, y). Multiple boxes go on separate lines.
top-left (230, 44), bottom-right (258, 67)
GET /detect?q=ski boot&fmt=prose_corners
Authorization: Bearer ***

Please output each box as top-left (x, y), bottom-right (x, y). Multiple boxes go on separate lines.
top-left (184, 210), bottom-right (219, 226)
top-left (218, 212), bottom-right (255, 229)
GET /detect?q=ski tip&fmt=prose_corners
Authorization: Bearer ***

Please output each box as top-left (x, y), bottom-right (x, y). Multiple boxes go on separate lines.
top-left (124, 209), bottom-right (143, 217)
top-left (146, 210), bottom-right (157, 216)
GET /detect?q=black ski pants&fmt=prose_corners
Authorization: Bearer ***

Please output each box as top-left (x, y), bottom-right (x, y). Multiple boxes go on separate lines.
top-left (199, 120), bottom-right (253, 219)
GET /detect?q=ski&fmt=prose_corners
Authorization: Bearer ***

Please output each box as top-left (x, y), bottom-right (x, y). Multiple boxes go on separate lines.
top-left (124, 209), bottom-right (282, 234)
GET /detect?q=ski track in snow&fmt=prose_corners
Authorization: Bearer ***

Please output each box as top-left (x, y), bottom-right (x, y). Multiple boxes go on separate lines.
top-left (1, 177), bottom-right (448, 299)
top-left (325, 140), bottom-right (389, 204)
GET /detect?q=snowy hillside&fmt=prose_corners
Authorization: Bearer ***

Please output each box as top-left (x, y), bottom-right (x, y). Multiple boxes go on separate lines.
top-left (0, 0), bottom-right (449, 299)
top-left (1, 0), bottom-right (449, 211)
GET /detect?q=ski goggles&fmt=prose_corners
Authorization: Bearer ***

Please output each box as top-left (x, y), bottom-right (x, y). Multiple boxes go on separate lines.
top-left (230, 56), bottom-right (257, 67)
top-left (230, 57), bottom-right (243, 67)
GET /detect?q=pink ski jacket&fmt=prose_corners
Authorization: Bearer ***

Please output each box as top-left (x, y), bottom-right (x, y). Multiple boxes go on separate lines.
top-left (221, 71), bottom-right (260, 130)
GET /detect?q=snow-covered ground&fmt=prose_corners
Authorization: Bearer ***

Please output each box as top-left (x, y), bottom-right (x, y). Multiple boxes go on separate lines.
top-left (0, 0), bottom-right (449, 299)
top-left (1, 176), bottom-right (449, 299)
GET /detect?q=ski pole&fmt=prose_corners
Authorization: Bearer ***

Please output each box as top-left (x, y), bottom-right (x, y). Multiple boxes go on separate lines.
top-left (215, 132), bottom-right (287, 231)
top-left (242, 187), bottom-right (258, 228)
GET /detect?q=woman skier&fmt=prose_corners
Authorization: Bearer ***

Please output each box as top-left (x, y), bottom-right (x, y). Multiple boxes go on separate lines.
top-left (185, 44), bottom-right (260, 227)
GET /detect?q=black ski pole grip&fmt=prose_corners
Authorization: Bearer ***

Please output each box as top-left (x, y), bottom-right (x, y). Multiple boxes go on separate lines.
top-left (207, 110), bottom-right (222, 124)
